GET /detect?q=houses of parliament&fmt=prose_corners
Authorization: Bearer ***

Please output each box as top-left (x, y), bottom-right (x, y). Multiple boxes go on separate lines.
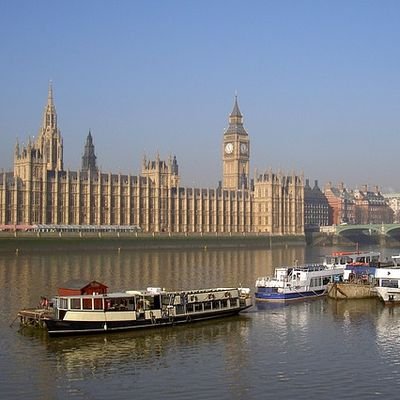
top-left (0, 85), bottom-right (304, 235)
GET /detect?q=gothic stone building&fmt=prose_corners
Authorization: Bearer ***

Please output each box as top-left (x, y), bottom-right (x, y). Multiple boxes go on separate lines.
top-left (0, 86), bottom-right (304, 235)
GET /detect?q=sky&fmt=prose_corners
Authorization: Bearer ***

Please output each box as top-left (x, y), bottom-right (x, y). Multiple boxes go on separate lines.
top-left (1, 1), bottom-right (400, 191)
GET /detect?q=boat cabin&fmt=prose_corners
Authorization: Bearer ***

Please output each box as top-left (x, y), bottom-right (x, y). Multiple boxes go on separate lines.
top-left (58, 280), bottom-right (108, 296)
top-left (324, 251), bottom-right (381, 268)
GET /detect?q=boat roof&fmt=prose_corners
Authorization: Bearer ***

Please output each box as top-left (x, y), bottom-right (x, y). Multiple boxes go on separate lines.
top-left (58, 279), bottom-right (107, 290)
top-left (54, 287), bottom-right (242, 298)
top-left (276, 264), bottom-right (331, 272)
top-left (329, 251), bottom-right (380, 257)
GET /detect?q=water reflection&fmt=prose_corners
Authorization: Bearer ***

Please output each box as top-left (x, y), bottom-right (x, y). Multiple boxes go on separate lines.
top-left (19, 316), bottom-right (252, 400)
top-left (0, 247), bottom-right (307, 319)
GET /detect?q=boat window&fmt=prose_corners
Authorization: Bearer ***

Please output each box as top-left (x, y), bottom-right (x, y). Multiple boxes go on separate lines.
top-left (186, 303), bottom-right (194, 313)
top-left (143, 295), bottom-right (160, 310)
top-left (229, 298), bottom-right (238, 307)
top-left (94, 298), bottom-right (103, 310)
top-left (70, 298), bottom-right (81, 310)
top-left (310, 277), bottom-right (322, 287)
top-left (83, 298), bottom-right (92, 310)
top-left (58, 298), bottom-right (68, 309)
top-left (381, 279), bottom-right (399, 288)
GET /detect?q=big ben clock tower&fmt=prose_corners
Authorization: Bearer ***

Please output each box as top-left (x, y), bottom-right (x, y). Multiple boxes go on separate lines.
top-left (222, 96), bottom-right (250, 190)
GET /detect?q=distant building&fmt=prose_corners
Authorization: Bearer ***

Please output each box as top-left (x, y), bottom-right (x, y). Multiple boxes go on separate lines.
top-left (323, 182), bottom-right (393, 225)
top-left (353, 185), bottom-right (393, 224)
top-left (304, 179), bottom-right (329, 229)
top-left (324, 182), bottom-right (355, 225)
top-left (383, 193), bottom-right (400, 223)
top-left (0, 86), bottom-right (304, 235)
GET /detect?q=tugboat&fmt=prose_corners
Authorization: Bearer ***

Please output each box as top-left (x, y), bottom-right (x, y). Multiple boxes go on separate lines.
top-left (17, 280), bottom-right (253, 336)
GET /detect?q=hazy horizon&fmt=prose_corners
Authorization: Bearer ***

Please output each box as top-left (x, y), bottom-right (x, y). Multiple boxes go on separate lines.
top-left (1, 1), bottom-right (400, 192)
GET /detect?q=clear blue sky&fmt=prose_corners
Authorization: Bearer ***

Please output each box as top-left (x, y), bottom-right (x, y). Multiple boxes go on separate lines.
top-left (1, 1), bottom-right (400, 191)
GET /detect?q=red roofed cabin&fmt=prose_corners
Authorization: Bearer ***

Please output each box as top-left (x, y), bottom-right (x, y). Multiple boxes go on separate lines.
top-left (58, 280), bottom-right (108, 296)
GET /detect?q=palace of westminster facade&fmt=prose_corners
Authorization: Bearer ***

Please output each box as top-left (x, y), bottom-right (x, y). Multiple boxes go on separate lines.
top-left (0, 85), bottom-right (304, 235)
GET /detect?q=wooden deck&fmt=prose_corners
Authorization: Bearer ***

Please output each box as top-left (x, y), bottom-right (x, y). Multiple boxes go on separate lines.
top-left (17, 308), bottom-right (52, 328)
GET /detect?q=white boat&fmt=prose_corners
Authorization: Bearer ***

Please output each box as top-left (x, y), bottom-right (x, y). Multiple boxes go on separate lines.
top-left (323, 250), bottom-right (381, 270)
top-left (255, 264), bottom-right (344, 302)
top-left (374, 255), bottom-right (400, 304)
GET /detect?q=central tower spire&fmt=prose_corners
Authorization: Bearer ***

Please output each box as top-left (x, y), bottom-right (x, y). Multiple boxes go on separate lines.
top-left (35, 82), bottom-right (64, 171)
top-left (42, 81), bottom-right (57, 131)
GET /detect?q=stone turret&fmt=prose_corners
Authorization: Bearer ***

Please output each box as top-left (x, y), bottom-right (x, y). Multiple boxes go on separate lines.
top-left (141, 154), bottom-right (180, 188)
top-left (81, 130), bottom-right (98, 173)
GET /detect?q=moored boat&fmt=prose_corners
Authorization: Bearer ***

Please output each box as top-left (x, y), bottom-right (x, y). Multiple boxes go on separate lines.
top-left (17, 280), bottom-right (253, 336)
top-left (323, 250), bottom-right (381, 269)
top-left (255, 264), bottom-right (344, 302)
top-left (374, 255), bottom-right (400, 304)
top-left (326, 252), bottom-right (392, 300)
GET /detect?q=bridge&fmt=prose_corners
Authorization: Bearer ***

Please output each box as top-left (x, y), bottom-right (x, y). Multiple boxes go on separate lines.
top-left (315, 223), bottom-right (400, 246)
top-left (334, 224), bottom-right (400, 236)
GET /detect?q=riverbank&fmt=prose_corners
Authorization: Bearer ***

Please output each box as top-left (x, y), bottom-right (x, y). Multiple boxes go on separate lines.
top-left (0, 231), bottom-right (305, 254)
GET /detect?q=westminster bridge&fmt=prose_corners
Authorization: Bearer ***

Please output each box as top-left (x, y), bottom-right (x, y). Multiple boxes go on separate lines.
top-left (310, 224), bottom-right (400, 246)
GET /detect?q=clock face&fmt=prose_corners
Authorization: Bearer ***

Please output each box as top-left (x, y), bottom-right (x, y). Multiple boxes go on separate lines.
top-left (225, 142), bottom-right (234, 154)
top-left (240, 143), bottom-right (248, 154)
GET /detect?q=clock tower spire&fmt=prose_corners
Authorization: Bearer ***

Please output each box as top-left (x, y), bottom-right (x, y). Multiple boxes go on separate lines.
top-left (222, 96), bottom-right (250, 190)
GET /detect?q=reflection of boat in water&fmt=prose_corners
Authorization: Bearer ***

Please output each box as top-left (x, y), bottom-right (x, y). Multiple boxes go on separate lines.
top-left (17, 280), bottom-right (253, 336)
top-left (327, 296), bottom-right (383, 318)
top-left (19, 315), bottom-right (252, 375)
top-left (255, 264), bottom-right (344, 302)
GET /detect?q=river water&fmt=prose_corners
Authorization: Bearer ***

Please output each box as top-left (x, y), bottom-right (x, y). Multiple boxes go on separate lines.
top-left (1, 245), bottom-right (400, 399)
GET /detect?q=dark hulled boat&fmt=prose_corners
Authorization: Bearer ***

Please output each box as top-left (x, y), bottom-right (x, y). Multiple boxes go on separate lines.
top-left (18, 280), bottom-right (252, 336)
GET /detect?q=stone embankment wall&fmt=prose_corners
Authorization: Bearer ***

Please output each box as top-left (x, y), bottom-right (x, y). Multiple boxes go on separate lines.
top-left (0, 232), bottom-right (305, 254)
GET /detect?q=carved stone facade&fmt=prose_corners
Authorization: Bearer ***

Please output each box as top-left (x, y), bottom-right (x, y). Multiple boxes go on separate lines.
top-left (0, 86), bottom-right (304, 235)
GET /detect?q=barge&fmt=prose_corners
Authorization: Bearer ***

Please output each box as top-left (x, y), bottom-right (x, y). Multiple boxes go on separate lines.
top-left (17, 280), bottom-right (252, 336)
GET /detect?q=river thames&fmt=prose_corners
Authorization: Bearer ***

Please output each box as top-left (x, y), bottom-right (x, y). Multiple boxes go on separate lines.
top-left (1, 244), bottom-right (400, 399)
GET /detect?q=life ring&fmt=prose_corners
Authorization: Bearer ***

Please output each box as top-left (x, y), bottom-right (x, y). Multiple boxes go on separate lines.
top-left (208, 294), bottom-right (215, 300)
top-left (225, 292), bottom-right (231, 298)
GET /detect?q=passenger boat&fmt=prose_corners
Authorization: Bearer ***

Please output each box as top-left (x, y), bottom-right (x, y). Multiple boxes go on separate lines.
top-left (374, 255), bottom-right (400, 304)
top-left (17, 280), bottom-right (253, 336)
top-left (255, 264), bottom-right (344, 302)
top-left (323, 250), bottom-right (381, 269)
